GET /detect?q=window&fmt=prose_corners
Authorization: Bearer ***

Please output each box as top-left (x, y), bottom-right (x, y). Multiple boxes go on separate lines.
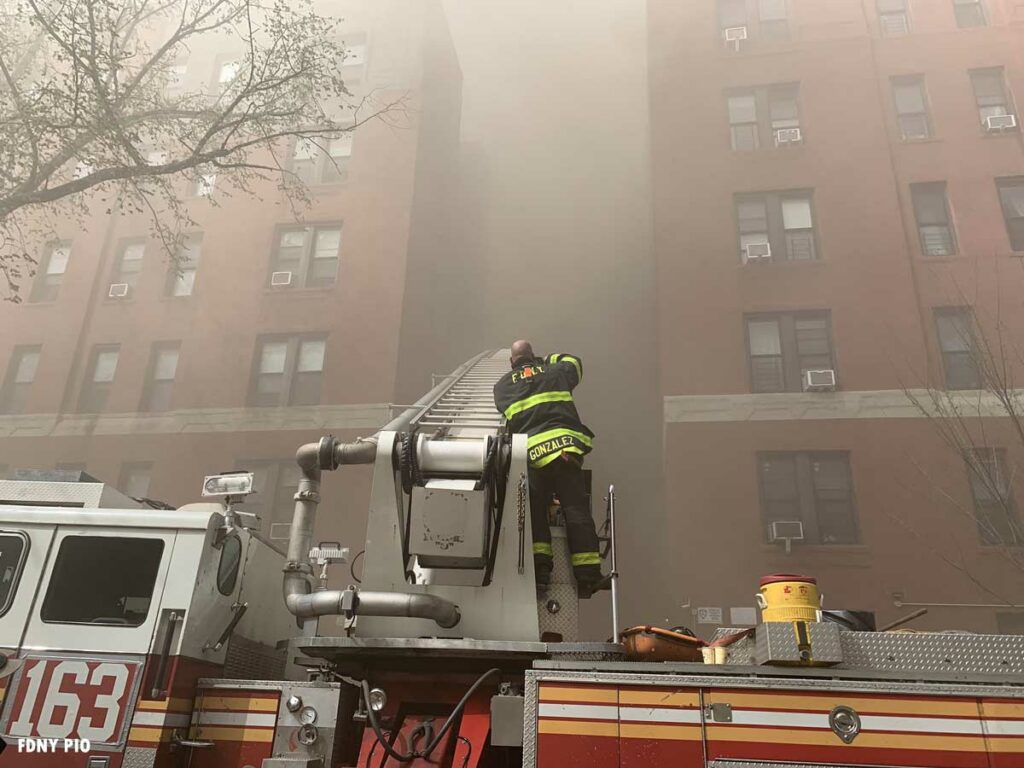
top-left (194, 173), bottom-right (216, 197)
top-left (996, 177), bottom-right (1024, 252)
top-left (216, 59), bottom-right (240, 89)
top-left (728, 95), bottom-right (759, 151)
top-left (970, 68), bottom-right (1016, 127)
top-left (292, 134), bottom-right (353, 185)
top-left (953, 0), bottom-right (986, 27)
top-left (166, 235), bottom-right (201, 297)
top-left (79, 344), bottom-right (119, 412)
top-left (118, 462), bottom-right (153, 499)
top-left (238, 460), bottom-right (300, 539)
top-left (966, 449), bottom-right (1022, 546)
top-left (878, 0), bottom-right (910, 36)
top-left (217, 535), bottom-right (242, 595)
top-left (341, 34), bottom-right (368, 69)
top-left (911, 183), bottom-right (957, 256)
top-left (727, 84), bottom-right (801, 150)
top-left (41, 536), bottom-right (163, 625)
top-left (250, 335), bottom-right (326, 406)
top-left (935, 308), bottom-right (980, 390)
top-left (140, 342), bottom-right (179, 412)
top-left (736, 191), bottom-right (817, 262)
top-left (0, 532), bottom-right (28, 617)
top-left (718, 0), bottom-right (788, 41)
top-left (166, 61), bottom-right (187, 92)
top-left (758, 0), bottom-right (789, 38)
top-left (110, 241), bottom-right (144, 295)
top-left (758, 452), bottom-right (859, 545)
top-left (892, 76), bottom-right (932, 139)
top-left (269, 226), bottom-right (341, 288)
top-left (0, 345), bottom-right (41, 414)
top-left (30, 241), bottom-right (70, 303)
top-left (746, 312), bottom-right (833, 393)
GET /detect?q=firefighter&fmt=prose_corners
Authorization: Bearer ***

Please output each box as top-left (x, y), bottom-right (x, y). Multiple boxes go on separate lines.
top-left (493, 340), bottom-right (604, 597)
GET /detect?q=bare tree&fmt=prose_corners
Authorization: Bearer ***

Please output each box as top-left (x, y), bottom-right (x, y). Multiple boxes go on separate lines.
top-left (902, 271), bottom-right (1024, 587)
top-left (0, 0), bottom-right (405, 300)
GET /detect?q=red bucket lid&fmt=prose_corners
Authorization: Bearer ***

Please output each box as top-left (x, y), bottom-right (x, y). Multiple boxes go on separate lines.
top-left (760, 573), bottom-right (817, 586)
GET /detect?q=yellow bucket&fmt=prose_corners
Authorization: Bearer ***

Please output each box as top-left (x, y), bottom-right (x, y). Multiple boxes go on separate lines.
top-left (756, 574), bottom-right (821, 623)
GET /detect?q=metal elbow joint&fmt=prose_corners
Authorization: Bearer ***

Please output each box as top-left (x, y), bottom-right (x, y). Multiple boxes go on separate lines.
top-left (346, 589), bottom-right (462, 629)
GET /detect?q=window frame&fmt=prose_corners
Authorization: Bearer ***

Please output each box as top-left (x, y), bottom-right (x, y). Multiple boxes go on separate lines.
top-left (78, 344), bottom-right (120, 413)
top-left (757, 451), bottom-right (860, 546)
top-left (165, 234), bottom-right (202, 297)
top-left (891, 75), bottom-right (933, 140)
top-left (996, 177), bottom-right (1024, 252)
top-left (248, 334), bottom-right (327, 407)
top-left (726, 83), bottom-right (802, 151)
top-left (40, 535), bottom-right (165, 627)
top-left (30, 240), bottom-right (71, 303)
top-left (290, 133), bottom-right (353, 186)
top-left (0, 344), bottom-right (42, 415)
top-left (718, 0), bottom-right (790, 42)
top-left (735, 189), bottom-right (818, 262)
top-left (140, 341), bottom-right (180, 413)
top-left (745, 311), bottom-right (835, 393)
top-left (969, 67), bottom-right (1017, 128)
top-left (109, 240), bottom-right (146, 294)
top-left (934, 307), bottom-right (981, 390)
top-left (878, 0), bottom-right (911, 36)
top-left (268, 224), bottom-right (342, 289)
top-left (953, 0), bottom-right (987, 28)
top-left (965, 448), bottom-right (1022, 546)
top-left (0, 531), bottom-right (29, 617)
top-left (910, 182), bottom-right (958, 256)
top-left (118, 461), bottom-right (154, 500)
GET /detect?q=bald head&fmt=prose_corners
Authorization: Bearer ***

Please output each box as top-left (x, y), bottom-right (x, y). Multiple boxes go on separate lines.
top-left (510, 339), bottom-right (534, 367)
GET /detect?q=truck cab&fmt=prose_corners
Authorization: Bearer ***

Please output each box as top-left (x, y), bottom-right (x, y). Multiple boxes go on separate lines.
top-left (0, 473), bottom-right (280, 767)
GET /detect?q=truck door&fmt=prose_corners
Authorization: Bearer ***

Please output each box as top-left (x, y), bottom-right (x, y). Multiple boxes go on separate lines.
top-left (0, 525), bottom-right (56, 657)
top-left (0, 526), bottom-right (176, 752)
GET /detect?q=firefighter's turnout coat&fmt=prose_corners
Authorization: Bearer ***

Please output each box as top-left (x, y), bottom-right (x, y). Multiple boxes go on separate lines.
top-left (493, 353), bottom-right (594, 467)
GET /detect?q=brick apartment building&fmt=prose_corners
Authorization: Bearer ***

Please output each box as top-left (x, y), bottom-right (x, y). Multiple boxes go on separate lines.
top-left (650, 0), bottom-right (1024, 633)
top-left (0, 0), bottom-right (466, 626)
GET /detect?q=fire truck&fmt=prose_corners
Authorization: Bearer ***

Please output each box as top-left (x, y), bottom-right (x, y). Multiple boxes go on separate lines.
top-left (1, 349), bottom-right (1023, 768)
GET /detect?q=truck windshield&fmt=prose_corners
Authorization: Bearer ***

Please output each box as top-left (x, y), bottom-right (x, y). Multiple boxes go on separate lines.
top-left (41, 536), bottom-right (164, 626)
top-left (0, 532), bottom-right (28, 616)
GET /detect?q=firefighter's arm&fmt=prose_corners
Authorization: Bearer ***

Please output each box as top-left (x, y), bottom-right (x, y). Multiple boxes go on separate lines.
top-left (546, 353), bottom-right (583, 387)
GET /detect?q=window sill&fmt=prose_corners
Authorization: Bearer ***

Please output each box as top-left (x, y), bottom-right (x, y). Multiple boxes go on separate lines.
top-left (899, 137), bottom-right (942, 145)
top-left (978, 129), bottom-right (1021, 139)
top-left (917, 254), bottom-right (960, 263)
top-left (738, 258), bottom-right (825, 270)
top-left (263, 285), bottom-right (337, 295)
top-left (759, 543), bottom-right (870, 557)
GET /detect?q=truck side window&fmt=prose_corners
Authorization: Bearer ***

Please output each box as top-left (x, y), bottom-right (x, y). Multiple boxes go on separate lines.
top-left (217, 535), bottom-right (241, 596)
top-left (41, 536), bottom-right (164, 626)
top-left (0, 532), bottom-right (28, 617)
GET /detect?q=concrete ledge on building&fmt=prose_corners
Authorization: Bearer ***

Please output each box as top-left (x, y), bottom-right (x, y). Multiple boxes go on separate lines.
top-left (664, 389), bottom-right (1013, 423)
top-left (0, 403), bottom-right (393, 438)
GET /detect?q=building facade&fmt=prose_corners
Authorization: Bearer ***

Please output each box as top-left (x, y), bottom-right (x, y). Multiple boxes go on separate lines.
top-left (0, 0), bottom-right (465, 636)
top-left (650, 0), bottom-right (1024, 633)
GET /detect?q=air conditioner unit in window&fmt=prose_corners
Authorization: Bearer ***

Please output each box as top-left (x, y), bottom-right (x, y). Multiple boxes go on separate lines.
top-left (775, 127), bottom-right (803, 145)
top-left (769, 519), bottom-right (804, 554)
top-left (743, 242), bottom-right (772, 263)
top-left (270, 271), bottom-right (293, 287)
top-left (804, 369), bottom-right (837, 392)
top-left (108, 283), bottom-right (130, 298)
top-left (986, 113), bottom-right (1018, 132)
top-left (723, 25), bottom-right (748, 50)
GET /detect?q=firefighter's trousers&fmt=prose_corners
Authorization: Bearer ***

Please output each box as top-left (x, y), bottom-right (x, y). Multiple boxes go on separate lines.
top-left (529, 456), bottom-right (602, 585)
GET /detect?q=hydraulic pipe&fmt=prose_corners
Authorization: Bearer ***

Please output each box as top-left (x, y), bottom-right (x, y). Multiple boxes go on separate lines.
top-left (285, 588), bottom-right (460, 629)
top-left (282, 352), bottom-right (492, 625)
